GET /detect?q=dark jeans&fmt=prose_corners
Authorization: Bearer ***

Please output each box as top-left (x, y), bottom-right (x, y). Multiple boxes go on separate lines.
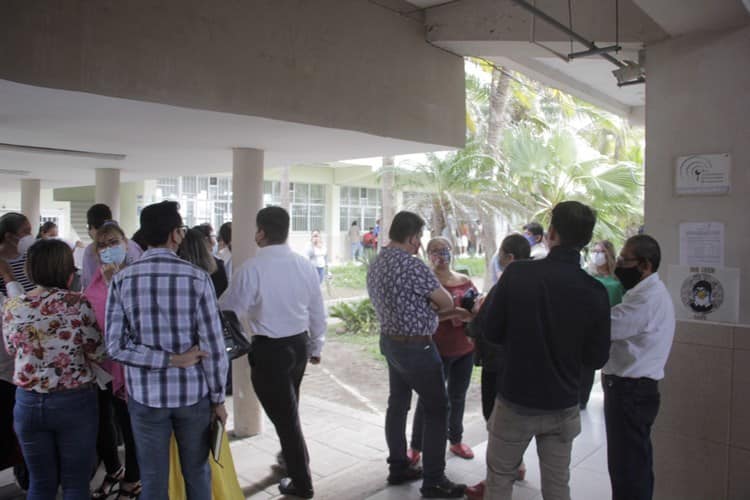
top-left (128, 396), bottom-right (212, 500)
top-left (603, 375), bottom-right (660, 500)
top-left (411, 351), bottom-right (474, 448)
top-left (96, 388), bottom-right (140, 482)
top-left (579, 366), bottom-right (596, 408)
top-left (250, 333), bottom-right (312, 491)
top-left (380, 336), bottom-right (448, 487)
top-left (480, 368), bottom-right (498, 422)
top-left (13, 386), bottom-right (98, 500)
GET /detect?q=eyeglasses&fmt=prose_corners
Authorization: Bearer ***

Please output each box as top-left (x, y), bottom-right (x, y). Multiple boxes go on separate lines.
top-left (96, 237), bottom-right (124, 249)
top-left (616, 256), bottom-right (640, 266)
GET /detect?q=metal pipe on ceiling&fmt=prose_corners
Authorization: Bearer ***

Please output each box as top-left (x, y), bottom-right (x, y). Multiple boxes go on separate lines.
top-left (511, 0), bottom-right (626, 68)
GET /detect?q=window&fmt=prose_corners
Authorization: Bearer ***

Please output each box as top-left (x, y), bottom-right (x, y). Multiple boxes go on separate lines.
top-left (339, 186), bottom-right (381, 231)
top-left (290, 183), bottom-right (326, 232)
top-left (155, 174), bottom-right (233, 230)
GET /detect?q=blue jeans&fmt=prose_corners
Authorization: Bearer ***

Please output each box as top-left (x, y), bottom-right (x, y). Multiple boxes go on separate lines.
top-left (128, 397), bottom-right (212, 500)
top-left (13, 386), bottom-right (98, 500)
top-left (411, 351), bottom-right (474, 448)
top-left (351, 242), bottom-right (362, 261)
top-left (380, 336), bottom-right (448, 487)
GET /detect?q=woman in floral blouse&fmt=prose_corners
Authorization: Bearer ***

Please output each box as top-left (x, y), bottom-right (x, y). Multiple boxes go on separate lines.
top-left (2, 239), bottom-right (105, 500)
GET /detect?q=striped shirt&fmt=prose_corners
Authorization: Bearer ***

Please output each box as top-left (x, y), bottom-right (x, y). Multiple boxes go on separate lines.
top-left (105, 248), bottom-right (228, 408)
top-left (0, 253), bottom-right (35, 295)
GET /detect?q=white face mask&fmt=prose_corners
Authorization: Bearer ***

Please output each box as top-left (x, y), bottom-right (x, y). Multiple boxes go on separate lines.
top-left (17, 235), bottom-right (35, 255)
top-left (591, 252), bottom-right (607, 267)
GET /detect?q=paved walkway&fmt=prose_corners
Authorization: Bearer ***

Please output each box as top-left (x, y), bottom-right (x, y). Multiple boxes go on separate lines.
top-left (0, 339), bottom-right (611, 499)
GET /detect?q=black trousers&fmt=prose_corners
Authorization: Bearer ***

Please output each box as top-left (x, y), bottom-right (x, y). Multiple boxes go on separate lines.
top-left (96, 388), bottom-right (140, 483)
top-left (0, 379), bottom-right (23, 469)
top-left (249, 333), bottom-right (311, 490)
top-left (603, 374), bottom-right (660, 500)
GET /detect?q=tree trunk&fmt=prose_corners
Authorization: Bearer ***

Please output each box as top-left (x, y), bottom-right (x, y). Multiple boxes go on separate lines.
top-left (481, 66), bottom-right (512, 290)
top-left (380, 156), bottom-right (396, 249)
top-left (280, 166), bottom-right (291, 210)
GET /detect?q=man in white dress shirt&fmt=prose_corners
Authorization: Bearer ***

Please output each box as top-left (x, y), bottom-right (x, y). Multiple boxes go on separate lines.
top-left (602, 234), bottom-right (675, 500)
top-left (220, 206), bottom-right (325, 499)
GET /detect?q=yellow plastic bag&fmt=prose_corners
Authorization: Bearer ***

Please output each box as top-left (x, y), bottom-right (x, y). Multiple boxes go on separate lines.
top-left (168, 432), bottom-right (244, 500)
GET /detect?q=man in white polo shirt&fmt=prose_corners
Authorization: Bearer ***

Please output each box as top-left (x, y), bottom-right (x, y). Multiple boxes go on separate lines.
top-left (603, 234), bottom-right (675, 500)
top-left (220, 206), bottom-right (326, 499)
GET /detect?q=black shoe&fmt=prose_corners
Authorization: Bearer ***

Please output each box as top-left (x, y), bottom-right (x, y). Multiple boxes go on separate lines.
top-left (387, 464), bottom-right (423, 485)
top-left (278, 477), bottom-right (314, 498)
top-left (420, 477), bottom-right (466, 498)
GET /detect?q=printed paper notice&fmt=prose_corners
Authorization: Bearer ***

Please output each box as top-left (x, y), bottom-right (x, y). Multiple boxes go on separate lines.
top-left (679, 222), bottom-right (724, 267)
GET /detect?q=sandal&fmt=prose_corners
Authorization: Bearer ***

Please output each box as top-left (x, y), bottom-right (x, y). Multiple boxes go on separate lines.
top-left (91, 466), bottom-right (125, 499)
top-left (117, 481), bottom-right (142, 499)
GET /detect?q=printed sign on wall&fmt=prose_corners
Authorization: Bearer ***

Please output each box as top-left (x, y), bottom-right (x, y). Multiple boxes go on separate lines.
top-left (675, 153), bottom-right (731, 195)
top-left (667, 265), bottom-right (739, 323)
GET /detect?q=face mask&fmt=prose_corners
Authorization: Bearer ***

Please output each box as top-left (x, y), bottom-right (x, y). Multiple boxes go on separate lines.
top-left (591, 252), bottom-right (607, 267)
top-left (430, 249), bottom-right (452, 266)
top-left (212, 242), bottom-right (219, 255)
top-left (525, 234), bottom-right (538, 246)
top-left (100, 245), bottom-right (127, 265)
top-left (615, 265), bottom-right (642, 290)
top-left (17, 234), bottom-right (35, 254)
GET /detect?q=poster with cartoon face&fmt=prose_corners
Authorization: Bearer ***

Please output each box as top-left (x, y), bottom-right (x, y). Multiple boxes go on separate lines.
top-left (668, 265), bottom-right (739, 323)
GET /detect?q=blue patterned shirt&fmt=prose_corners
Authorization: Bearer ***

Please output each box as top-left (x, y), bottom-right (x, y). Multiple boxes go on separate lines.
top-left (367, 247), bottom-right (441, 336)
top-left (105, 248), bottom-right (228, 408)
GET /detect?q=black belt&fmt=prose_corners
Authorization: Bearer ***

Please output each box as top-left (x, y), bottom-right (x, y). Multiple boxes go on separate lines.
top-left (603, 374), bottom-right (657, 387)
top-left (252, 332), bottom-right (307, 343)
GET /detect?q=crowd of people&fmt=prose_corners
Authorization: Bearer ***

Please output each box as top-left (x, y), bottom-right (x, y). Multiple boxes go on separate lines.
top-left (1, 197), bottom-right (674, 500)
top-left (367, 202), bottom-right (675, 500)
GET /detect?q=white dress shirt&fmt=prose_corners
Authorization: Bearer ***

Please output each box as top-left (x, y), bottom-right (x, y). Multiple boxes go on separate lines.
top-left (602, 273), bottom-right (675, 380)
top-left (219, 244), bottom-right (326, 357)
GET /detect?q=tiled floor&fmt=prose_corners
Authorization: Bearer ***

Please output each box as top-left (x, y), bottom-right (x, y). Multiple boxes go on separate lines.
top-left (365, 386), bottom-right (611, 500)
top-left (0, 378), bottom-right (611, 500)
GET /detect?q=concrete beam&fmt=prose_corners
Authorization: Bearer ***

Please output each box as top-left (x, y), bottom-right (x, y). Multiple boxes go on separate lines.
top-left (425, 0), bottom-right (668, 45)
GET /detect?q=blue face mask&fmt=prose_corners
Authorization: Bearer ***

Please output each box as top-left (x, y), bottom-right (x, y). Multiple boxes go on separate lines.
top-left (100, 245), bottom-right (127, 265)
top-left (525, 234), bottom-right (538, 246)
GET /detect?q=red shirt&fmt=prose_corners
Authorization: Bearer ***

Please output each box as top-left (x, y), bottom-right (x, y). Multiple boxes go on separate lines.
top-left (433, 280), bottom-right (476, 358)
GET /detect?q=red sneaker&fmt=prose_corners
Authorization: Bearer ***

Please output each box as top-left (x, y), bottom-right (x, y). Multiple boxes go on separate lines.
top-left (465, 480), bottom-right (485, 499)
top-left (449, 442), bottom-right (474, 459)
top-left (407, 448), bottom-right (421, 466)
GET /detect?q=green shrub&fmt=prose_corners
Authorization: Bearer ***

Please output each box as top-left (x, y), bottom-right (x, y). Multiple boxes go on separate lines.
top-left (329, 298), bottom-right (380, 336)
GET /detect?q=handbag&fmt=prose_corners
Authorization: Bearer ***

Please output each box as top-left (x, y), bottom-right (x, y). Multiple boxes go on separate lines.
top-left (220, 310), bottom-right (252, 361)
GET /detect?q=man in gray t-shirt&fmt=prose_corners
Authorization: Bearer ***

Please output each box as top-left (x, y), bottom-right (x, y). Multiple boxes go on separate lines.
top-left (367, 211), bottom-right (466, 499)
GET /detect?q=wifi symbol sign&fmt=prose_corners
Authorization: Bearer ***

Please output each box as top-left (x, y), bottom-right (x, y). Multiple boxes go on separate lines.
top-left (676, 153), bottom-right (731, 195)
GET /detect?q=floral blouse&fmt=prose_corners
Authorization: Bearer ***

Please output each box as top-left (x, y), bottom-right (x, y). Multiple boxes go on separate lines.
top-left (2, 288), bottom-right (105, 392)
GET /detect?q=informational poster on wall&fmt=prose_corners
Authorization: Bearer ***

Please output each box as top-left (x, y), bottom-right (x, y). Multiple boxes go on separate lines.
top-left (667, 265), bottom-right (739, 323)
top-left (679, 221), bottom-right (724, 267)
top-left (675, 153), bottom-right (731, 195)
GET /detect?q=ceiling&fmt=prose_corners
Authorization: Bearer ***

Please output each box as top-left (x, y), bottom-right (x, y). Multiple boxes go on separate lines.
top-left (0, 79), bottom-right (448, 192)
top-left (405, 0), bottom-right (749, 119)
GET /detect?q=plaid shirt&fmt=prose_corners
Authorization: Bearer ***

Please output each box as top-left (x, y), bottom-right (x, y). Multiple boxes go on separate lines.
top-left (106, 248), bottom-right (228, 408)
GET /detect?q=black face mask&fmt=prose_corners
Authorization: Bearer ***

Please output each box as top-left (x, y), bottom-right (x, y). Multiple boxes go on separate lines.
top-left (615, 265), bottom-right (642, 290)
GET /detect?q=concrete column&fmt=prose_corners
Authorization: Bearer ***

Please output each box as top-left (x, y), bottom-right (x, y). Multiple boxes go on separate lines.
top-left (380, 156), bottom-right (396, 248)
top-left (325, 184), bottom-right (341, 263)
top-left (95, 168), bottom-right (121, 221)
top-left (231, 148), bottom-right (264, 437)
top-left (20, 179), bottom-right (41, 233)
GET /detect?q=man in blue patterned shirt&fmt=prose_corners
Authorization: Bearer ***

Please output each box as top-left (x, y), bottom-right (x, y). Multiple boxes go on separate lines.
top-left (107, 201), bottom-right (228, 500)
top-left (367, 211), bottom-right (467, 499)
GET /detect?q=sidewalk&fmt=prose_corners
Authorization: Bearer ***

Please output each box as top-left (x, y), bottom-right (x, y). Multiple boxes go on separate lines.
top-left (0, 353), bottom-right (611, 500)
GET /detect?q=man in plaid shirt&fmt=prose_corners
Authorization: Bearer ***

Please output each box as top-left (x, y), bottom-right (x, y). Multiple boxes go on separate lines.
top-left (106, 201), bottom-right (228, 500)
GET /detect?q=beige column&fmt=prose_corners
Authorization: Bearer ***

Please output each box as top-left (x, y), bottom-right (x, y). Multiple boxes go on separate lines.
top-left (380, 156), bottom-right (396, 248)
top-left (95, 168), bottom-right (121, 221)
top-left (325, 184), bottom-right (341, 263)
top-left (231, 148), bottom-right (264, 437)
top-left (20, 179), bottom-right (41, 233)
